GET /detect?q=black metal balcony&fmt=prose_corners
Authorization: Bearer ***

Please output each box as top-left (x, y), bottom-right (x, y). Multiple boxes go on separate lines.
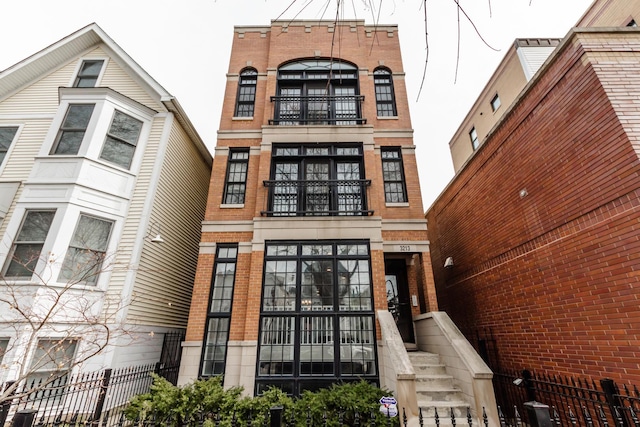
top-left (270, 95), bottom-right (366, 125)
top-left (261, 179), bottom-right (373, 216)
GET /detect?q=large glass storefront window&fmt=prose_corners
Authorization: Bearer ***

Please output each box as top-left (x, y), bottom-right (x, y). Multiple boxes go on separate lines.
top-left (257, 241), bottom-right (377, 395)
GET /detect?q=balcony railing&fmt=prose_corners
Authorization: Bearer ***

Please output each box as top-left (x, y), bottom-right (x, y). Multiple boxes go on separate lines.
top-left (261, 179), bottom-right (373, 216)
top-left (270, 95), bottom-right (366, 125)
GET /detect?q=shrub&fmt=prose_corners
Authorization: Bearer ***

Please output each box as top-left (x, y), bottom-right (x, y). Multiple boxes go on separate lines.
top-left (126, 377), bottom-right (396, 426)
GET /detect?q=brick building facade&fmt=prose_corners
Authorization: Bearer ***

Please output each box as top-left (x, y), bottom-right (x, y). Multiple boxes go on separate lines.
top-left (178, 20), bottom-right (437, 395)
top-left (426, 26), bottom-right (640, 384)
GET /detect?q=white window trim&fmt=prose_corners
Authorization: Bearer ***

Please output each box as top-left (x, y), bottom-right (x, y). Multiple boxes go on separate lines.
top-left (69, 57), bottom-right (109, 88)
top-left (41, 87), bottom-right (155, 173)
top-left (0, 124), bottom-right (23, 174)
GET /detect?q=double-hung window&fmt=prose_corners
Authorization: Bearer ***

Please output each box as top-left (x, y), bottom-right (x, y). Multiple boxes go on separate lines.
top-left (235, 68), bottom-right (257, 117)
top-left (0, 126), bottom-right (18, 166)
top-left (99, 110), bottom-right (143, 169)
top-left (470, 127), bottom-right (479, 151)
top-left (74, 60), bottom-right (104, 88)
top-left (201, 245), bottom-right (238, 377)
top-left (374, 68), bottom-right (397, 117)
top-left (381, 148), bottom-right (407, 203)
top-left (223, 149), bottom-right (250, 204)
top-left (26, 339), bottom-right (77, 395)
top-left (59, 214), bottom-right (113, 285)
top-left (51, 104), bottom-right (95, 155)
top-left (3, 210), bottom-right (55, 279)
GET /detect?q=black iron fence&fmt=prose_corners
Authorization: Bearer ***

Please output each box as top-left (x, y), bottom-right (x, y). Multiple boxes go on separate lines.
top-left (261, 179), bottom-right (372, 217)
top-left (269, 95), bottom-right (366, 126)
top-left (493, 369), bottom-right (640, 426)
top-left (0, 363), bottom-right (178, 427)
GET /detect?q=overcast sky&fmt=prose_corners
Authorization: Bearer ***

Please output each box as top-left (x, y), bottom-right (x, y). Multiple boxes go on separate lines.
top-left (0, 0), bottom-right (593, 207)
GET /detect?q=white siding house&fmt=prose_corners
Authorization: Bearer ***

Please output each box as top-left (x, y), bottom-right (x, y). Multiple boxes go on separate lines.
top-left (0, 23), bottom-right (211, 382)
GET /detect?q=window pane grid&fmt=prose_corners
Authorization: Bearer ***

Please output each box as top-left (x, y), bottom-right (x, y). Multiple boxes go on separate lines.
top-left (374, 68), bottom-right (397, 117)
top-left (224, 149), bottom-right (250, 204)
top-left (268, 144), bottom-right (366, 216)
top-left (257, 241), bottom-right (376, 393)
top-left (200, 245), bottom-right (238, 377)
top-left (381, 148), bottom-right (407, 203)
top-left (235, 69), bottom-right (257, 117)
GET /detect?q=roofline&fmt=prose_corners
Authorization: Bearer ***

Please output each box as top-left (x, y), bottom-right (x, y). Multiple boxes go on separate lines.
top-left (0, 23), bottom-right (211, 165)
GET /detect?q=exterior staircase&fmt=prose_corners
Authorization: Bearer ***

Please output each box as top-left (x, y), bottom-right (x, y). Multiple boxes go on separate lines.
top-left (409, 351), bottom-right (472, 425)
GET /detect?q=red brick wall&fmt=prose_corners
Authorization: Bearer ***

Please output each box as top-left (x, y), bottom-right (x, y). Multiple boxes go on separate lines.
top-left (427, 30), bottom-right (640, 384)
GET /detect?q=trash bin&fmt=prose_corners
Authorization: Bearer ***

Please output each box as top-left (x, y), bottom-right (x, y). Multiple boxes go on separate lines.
top-left (11, 409), bottom-right (38, 427)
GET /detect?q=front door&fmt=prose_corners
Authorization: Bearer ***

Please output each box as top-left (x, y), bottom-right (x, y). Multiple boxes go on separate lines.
top-left (385, 259), bottom-right (415, 343)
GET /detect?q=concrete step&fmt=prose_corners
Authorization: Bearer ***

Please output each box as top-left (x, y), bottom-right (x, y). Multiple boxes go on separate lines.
top-left (415, 374), bottom-right (457, 389)
top-left (407, 351), bottom-right (441, 365)
top-left (413, 363), bottom-right (448, 375)
top-left (416, 388), bottom-right (466, 402)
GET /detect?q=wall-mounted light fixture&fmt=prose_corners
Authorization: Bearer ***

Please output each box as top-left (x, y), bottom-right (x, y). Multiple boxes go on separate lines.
top-left (444, 257), bottom-right (454, 268)
top-left (147, 222), bottom-right (164, 244)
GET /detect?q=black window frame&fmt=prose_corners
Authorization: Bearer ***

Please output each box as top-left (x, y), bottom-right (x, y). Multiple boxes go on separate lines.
top-left (266, 143), bottom-right (369, 216)
top-left (256, 240), bottom-right (378, 396)
top-left (273, 59), bottom-right (363, 125)
top-left (470, 127), bottom-right (479, 151)
top-left (381, 147), bottom-right (407, 203)
top-left (223, 148), bottom-right (250, 205)
top-left (200, 244), bottom-right (239, 378)
top-left (373, 67), bottom-right (397, 117)
top-left (235, 68), bottom-right (258, 117)
top-left (490, 93), bottom-right (501, 112)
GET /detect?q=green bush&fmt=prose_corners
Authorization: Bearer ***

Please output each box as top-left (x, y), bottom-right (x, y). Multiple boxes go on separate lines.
top-left (125, 376), bottom-right (396, 426)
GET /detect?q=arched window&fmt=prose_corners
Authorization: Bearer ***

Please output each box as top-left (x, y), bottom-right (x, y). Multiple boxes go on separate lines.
top-left (373, 68), bottom-right (397, 117)
top-left (272, 59), bottom-right (363, 125)
top-left (235, 68), bottom-right (257, 117)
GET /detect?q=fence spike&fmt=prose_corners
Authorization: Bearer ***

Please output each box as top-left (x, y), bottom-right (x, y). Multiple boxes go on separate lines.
top-left (568, 406), bottom-right (577, 426)
top-left (435, 407), bottom-right (440, 427)
top-left (323, 410), bottom-right (328, 427)
top-left (369, 410), bottom-right (375, 427)
top-left (629, 405), bottom-right (640, 427)
top-left (355, 410), bottom-right (361, 427)
top-left (514, 406), bottom-right (522, 427)
top-left (482, 407), bottom-right (488, 427)
top-left (419, 407), bottom-right (424, 427)
top-left (598, 404), bottom-right (610, 427)
top-left (497, 406), bottom-right (506, 427)
top-left (634, 385), bottom-right (640, 398)
top-left (551, 406), bottom-right (561, 426)
top-left (451, 407), bottom-right (456, 427)
top-left (248, 410), bottom-right (253, 427)
top-left (402, 408), bottom-right (407, 427)
top-left (467, 407), bottom-right (473, 426)
top-left (582, 406), bottom-right (594, 427)
top-left (612, 406), bottom-right (624, 427)
top-left (231, 410), bottom-right (237, 427)
top-left (308, 407), bottom-right (313, 427)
